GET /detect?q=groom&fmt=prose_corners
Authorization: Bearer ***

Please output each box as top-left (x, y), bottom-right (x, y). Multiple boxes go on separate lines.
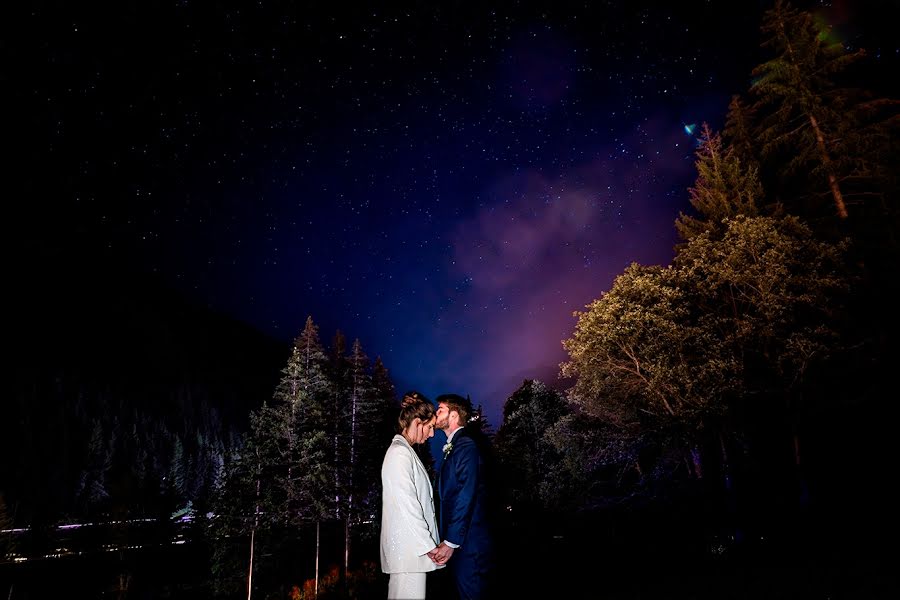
top-left (428, 394), bottom-right (495, 600)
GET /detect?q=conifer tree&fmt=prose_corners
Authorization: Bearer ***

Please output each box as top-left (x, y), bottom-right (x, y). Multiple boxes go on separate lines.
top-left (338, 339), bottom-right (374, 575)
top-left (676, 124), bottom-right (763, 242)
top-left (328, 330), bottom-right (351, 523)
top-left (371, 356), bottom-right (398, 435)
top-left (751, 0), bottom-right (866, 219)
top-left (0, 492), bottom-right (15, 559)
top-left (372, 358), bottom-right (420, 479)
top-left (292, 316), bottom-right (332, 413)
top-left (168, 436), bottom-right (187, 505)
top-left (347, 339), bottom-right (377, 523)
top-left (722, 95), bottom-right (759, 169)
top-left (271, 317), bottom-right (331, 523)
top-left (210, 317), bottom-right (333, 596)
top-left (76, 419), bottom-right (111, 514)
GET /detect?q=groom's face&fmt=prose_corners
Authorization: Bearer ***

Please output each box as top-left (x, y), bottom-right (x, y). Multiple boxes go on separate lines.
top-left (435, 402), bottom-right (452, 431)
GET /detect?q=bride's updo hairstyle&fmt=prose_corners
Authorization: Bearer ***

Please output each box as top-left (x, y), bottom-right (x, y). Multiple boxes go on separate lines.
top-left (397, 390), bottom-right (435, 434)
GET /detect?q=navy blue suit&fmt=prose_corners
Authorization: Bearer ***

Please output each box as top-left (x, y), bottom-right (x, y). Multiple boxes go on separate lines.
top-left (437, 427), bottom-right (494, 600)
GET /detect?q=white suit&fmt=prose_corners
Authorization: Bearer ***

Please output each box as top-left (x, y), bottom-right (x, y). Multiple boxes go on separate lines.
top-left (380, 434), bottom-right (442, 576)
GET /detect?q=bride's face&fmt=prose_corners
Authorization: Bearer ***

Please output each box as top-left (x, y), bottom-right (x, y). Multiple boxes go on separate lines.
top-left (407, 416), bottom-right (436, 444)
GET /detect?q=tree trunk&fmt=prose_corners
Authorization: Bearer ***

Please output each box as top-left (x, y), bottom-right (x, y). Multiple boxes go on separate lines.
top-left (247, 527), bottom-right (255, 600)
top-left (691, 446), bottom-right (703, 479)
top-left (248, 474), bottom-right (260, 600)
top-left (719, 432), bottom-right (731, 491)
top-left (344, 517), bottom-right (350, 594)
top-left (347, 380), bottom-right (357, 584)
top-left (314, 521), bottom-right (320, 600)
top-left (808, 113), bottom-right (848, 218)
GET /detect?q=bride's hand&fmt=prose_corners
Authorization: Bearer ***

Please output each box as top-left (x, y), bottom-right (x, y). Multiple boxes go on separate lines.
top-left (429, 542), bottom-right (454, 565)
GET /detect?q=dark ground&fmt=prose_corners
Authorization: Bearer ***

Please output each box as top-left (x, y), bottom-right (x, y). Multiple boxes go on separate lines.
top-left (2, 502), bottom-right (897, 599)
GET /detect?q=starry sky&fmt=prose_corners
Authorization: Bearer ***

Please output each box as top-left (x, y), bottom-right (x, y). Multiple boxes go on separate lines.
top-left (14, 1), bottom-right (895, 425)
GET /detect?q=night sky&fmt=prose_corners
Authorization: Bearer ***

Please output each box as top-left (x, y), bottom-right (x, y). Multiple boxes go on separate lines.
top-left (14, 1), bottom-right (895, 424)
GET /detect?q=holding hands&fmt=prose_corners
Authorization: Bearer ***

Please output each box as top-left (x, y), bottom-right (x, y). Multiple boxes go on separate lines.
top-left (427, 541), bottom-right (455, 566)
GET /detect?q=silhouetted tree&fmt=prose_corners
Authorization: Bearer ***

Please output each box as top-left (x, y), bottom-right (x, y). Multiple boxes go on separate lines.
top-left (0, 492), bottom-right (15, 559)
top-left (75, 419), bottom-right (111, 515)
top-left (494, 380), bottom-right (570, 515)
top-left (751, 0), bottom-right (867, 219)
top-left (723, 94), bottom-right (759, 170)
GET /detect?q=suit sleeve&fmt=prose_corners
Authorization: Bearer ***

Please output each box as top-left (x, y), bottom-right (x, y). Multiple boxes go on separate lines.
top-left (444, 437), bottom-right (479, 547)
top-left (382, 447), bottom-right (438, 557)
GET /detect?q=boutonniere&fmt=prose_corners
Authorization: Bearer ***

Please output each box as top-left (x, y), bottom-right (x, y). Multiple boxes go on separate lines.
top-left (442, 441), bottom-right (453, 458)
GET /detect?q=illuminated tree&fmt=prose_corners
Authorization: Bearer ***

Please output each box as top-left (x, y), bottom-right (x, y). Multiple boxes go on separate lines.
top-left (561, 215), bottom-right (847, 502)
top-left (676, 215), bottom-right (847, 379)
top-left (562, 262), bottom-right (737, 433)
top-left (676, 124), bottom-right (763, 242)
top-left (210, 317), bottom-right (332, 597)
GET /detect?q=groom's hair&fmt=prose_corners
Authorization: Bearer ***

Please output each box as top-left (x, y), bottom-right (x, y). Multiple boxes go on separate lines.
top-left (435, 393), bottom-right (472, 425)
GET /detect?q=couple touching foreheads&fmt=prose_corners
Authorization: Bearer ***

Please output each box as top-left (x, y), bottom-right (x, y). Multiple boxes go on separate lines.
top-left (380, 391), bottom-right (495, 600)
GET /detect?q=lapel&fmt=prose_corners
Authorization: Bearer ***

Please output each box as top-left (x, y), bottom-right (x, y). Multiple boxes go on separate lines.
top-left (440, 427), bottom-right (465, 481)
top-left (399, 435), bottom-right (429, 482)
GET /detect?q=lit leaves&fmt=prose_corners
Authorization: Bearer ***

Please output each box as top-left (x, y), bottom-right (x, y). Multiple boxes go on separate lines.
top-left (563, 215), bottom-right (847, 433)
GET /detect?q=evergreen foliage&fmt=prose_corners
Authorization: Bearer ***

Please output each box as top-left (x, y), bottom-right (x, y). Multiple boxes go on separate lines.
top-left (749, 0), bottom-right (898, 222)
top-left (676, 124), bottom-right (763, 242)
top-left (209, 316), bottom-right (399, 596)
top-left (722, 94), bottom-right (759, 169)
top-left (0, 493), bottom-right (14, 559)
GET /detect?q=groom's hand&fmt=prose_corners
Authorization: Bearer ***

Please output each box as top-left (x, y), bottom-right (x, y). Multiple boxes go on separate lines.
top-left (429, 541), bottom-right (455, 565)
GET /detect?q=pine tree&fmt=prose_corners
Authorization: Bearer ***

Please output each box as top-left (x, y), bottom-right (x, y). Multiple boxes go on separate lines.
top-left (342, 339), bottom-right (375, 576)
top-left (210, 318), bottom-right (333, 597)
top-left (230, 316), bottom-right (333, 577)
top-left (676, 124), bottom-right (763, 242)
top-left (76, 419), bottom-right (111, 514)
top-left (209, 317), bottom-right (398, 595)
top-left (347, 339), bottom-right (375, 522)
top-left (722, 95), bottom-right (759, 169)
top-left (751, 0), bottom-right (866, 219)
top-left (371, 356), bottom-right (398, 432)
top-left (290, 316), bottom-right (332, 420)
top-left (168, 436), bottom-right (187, 505)
top-left (328, 330), bottom-right (351, 523)
top-left (369, 356), bottom-right (400, 489)
top-left (0, 492), bottom-right (14, 559)
top-left (272, 323), bottom-right (329, 523)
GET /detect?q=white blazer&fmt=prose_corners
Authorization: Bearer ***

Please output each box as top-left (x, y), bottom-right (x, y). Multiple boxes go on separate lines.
top-left (380, 434), bottom-right (442, 574)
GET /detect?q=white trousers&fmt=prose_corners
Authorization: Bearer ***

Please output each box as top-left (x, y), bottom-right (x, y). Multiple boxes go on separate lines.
top-left (387, 572), bottom-right (427, 600)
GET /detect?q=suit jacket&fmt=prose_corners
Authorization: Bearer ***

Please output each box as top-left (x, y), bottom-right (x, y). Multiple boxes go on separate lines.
top-left (380, 434), bottom-right (442, 574)
top-left (437, 427), bottom-right (493, 559)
